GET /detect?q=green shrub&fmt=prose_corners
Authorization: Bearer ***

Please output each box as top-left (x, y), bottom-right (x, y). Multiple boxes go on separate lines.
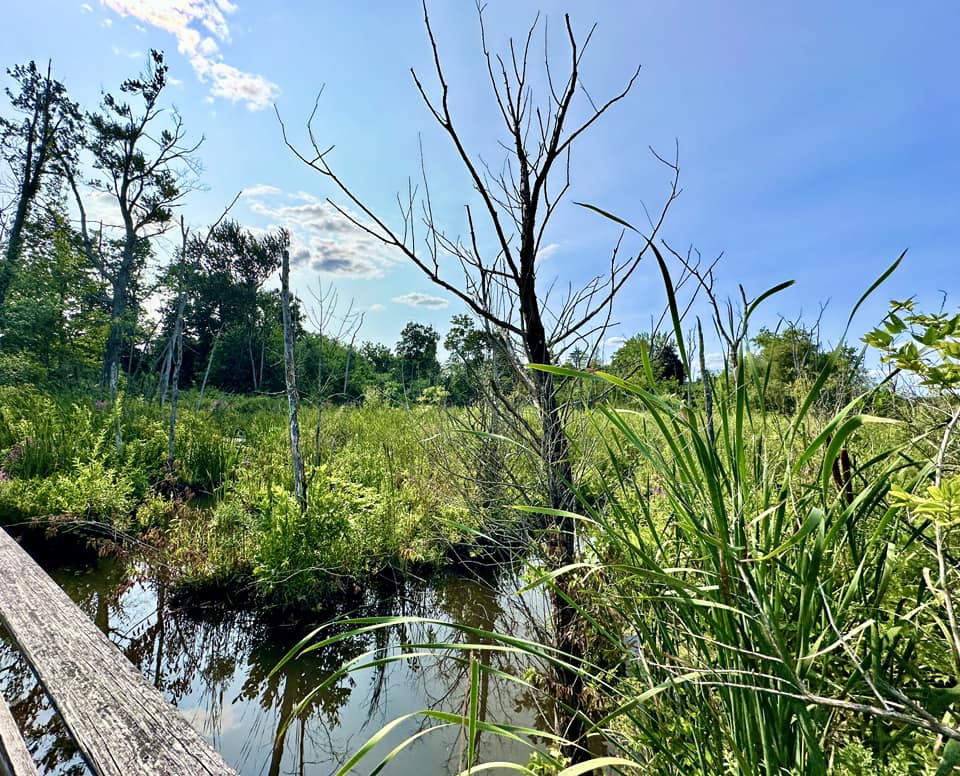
top-left (0, 457), bottom-right (133, 526)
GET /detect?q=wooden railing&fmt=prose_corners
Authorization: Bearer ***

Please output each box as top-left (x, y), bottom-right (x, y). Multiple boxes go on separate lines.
top-left (0, 528), bottom-right (237, 775)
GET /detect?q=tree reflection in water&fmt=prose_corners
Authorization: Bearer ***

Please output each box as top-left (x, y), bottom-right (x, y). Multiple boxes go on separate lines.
top-left (0, 550), bottom-right (547, 775)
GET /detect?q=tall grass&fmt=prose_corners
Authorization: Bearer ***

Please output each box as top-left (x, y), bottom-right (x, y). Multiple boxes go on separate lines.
top-left (284, 284), bottom-right (959, 773)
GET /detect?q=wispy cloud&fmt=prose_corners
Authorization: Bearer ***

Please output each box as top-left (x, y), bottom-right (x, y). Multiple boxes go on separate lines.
top-left (80, 3), bottom-right (93, 12)
top-left (369, 303), bottom-right (386, 312)
top-left (241, 183), bottom-right (281, 198)
top-left (101, 0), bottom-right (279, 110)
top-left (111, 45), bottom-right (142, 58)
top-left (604, 336), bottom-right (626, 349)
top-left (84, 190), bottom-right (124, 227)
top-left (246, 189), bottom-right (397, 279)
top-left (101, 17), bottom-right (113, 27)
top-left (703, 352), bottom-right (725, 372)
top-left (392, 292), bottom-right (449, 310)
top-left (536, 242), bottom-right (562, 262)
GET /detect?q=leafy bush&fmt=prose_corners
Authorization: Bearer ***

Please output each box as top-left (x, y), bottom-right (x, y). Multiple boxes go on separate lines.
top-left (251, 466), bottom-right (363, 599)
top-left (0, 457), bottom-right (134, 526)
top-left (0, 351), bottom-right (47, 385)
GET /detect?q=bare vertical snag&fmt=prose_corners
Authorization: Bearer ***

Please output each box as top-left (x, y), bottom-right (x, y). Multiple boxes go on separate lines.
top-left (280, 3), bottom-right (679, 759)
top-left (281, 238), bottom-right (307, 511)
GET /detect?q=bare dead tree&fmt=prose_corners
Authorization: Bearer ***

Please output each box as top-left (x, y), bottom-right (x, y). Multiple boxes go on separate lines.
top-left (280, 237), bottom-right (307, 511)
top-left (282, 1), bottom-right (676, 543)
top-left (280, 4), bottom-right (679, 758)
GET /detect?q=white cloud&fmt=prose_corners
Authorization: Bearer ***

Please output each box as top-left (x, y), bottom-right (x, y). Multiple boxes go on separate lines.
top-left (198, 36), bottom-right (218, 56)
top-left (181, 703), bottom-right (239, 735)
top-left (246, 189), bottom-right (397, 279)
top-left (83, 190), bottom-right (124, 227)
top-left (241, 183), bottom-right (281, 198)
top-left (368, 303), bottom-right (386, 312)
top-left (605, 336), bottom-right (626, 350)
top-left (300, 239), bottom-right (386, 278)
top-left (248, 198), bottom-right (356, 234)
top-left (536, 242), bottom-right (561, 262)
top-left (101, 17), bottom-right (113, 27)
top-left (80, 3), bottom-right (93, 12)
top-left (703, 352), bottom-right (725, 372)
top-left (392, 292), bottom-right (449, 310)
top-left (100, 0), bottom-right (279, 110)
top-left (111, 46), bottom-right (143, 59)
top-left (134, 23), bottom-right (146, 31)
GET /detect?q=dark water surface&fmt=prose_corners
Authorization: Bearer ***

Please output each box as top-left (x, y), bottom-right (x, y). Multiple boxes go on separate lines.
top-left (0, 547), bottom-right (550, 775)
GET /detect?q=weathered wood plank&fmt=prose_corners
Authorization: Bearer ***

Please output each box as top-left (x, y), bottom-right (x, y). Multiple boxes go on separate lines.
top-left (0, 529), bottom-right (237, 776)
top-left (0, 694), bottom-right (38, 776)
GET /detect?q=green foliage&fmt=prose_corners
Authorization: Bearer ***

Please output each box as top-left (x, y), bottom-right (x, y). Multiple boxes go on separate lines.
top-left (0, 456), bottom-right (133, 525)
top-left (609, 332), bottom-right (685, 388)
top-left (417, 384), bottom-right (449, 405)
top-left (174, 413), bottom-right (241, 490)
top-left (296, 282), bottom-right (960, 772)
top-left (865, 299), bottom-right (960, 390)
top-left (0, 351), bottom-right (47, 385)
top-left (163, 219), bottom-right (288, 392)
top-left (1, 208), bottom-right (108, 381)
top-left (396, 321), bottom-right (441, 386)
top-left (753, 323), bottom-right (868, 412)
top-left (0, 59), bottom-right (83, 309)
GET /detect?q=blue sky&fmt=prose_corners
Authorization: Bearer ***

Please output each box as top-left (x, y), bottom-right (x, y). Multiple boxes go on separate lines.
top-left (1, 1), bottom-right (958, 360)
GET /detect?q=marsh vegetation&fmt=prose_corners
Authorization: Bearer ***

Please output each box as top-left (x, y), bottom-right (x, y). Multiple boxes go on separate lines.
top-left (1, 6), bottom-right (959, 775)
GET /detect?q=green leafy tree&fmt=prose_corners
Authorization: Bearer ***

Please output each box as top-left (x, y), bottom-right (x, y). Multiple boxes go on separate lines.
top-left (753, 324), bottom-right (866, 412)
top-left (169, 219), bottom-right (284, 390)
top-left (610, 332), bottom-right (685, 387)
top-left (359, 341), bottom-right (396, 375)
top-left (444, 314), bottom-right (488, 405)
top-left (70, 50), bottom-right (200, 390)
top-left (396, 321), bottom-right (440, 387)
top-left (1, 204), bottom-right (107, 380)
top-left (299, 332), bottom-right (373, 403)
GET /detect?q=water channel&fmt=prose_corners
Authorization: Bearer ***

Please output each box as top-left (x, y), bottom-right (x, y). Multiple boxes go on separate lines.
top-left (0, 539), bottom-right (552, 775)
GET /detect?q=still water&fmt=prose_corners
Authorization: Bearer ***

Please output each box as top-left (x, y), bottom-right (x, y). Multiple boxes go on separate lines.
top-left (0, 546), bottom-right (551, 775)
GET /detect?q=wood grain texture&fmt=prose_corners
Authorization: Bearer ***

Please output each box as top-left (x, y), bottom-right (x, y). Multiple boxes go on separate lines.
top-left (0, 528), bottom-right (237, 775)
top-left (0, 693), bottom-right (38, 776)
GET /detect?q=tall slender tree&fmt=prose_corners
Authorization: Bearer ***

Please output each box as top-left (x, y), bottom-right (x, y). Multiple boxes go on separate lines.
top-left (70, 50), bottom-right (200, 391)
top-left (280, 235), bottom-right (307, 511)
top-left (0, 60), bottom-right (81, 309)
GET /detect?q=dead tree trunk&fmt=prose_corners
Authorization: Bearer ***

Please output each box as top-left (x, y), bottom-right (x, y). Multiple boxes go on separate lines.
top-left (281, 4), bottom-right (679, 760)
top-left (196, 328), bottom-right (221, 410)
top-left (166, 222), bottom-right (189, 476)
top-left (167, 315), bottom-right (183, 476)
top-left (281, 247), bottom-right (306, 511)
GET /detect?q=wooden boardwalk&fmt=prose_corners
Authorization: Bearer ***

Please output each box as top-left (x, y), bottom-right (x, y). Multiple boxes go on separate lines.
top-left (0, 692), bottom-right (38, 776)
top-left (0, 528), bottom-right (237, 775)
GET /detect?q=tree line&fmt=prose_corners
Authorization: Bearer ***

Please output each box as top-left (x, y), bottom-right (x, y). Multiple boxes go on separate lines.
top-left (0, 51), bottom-right (864, 415)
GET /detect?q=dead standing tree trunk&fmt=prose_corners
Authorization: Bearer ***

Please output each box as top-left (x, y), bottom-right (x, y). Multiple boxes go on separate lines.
top-left (281, 243), bottom-right (307, 512)
top-left (281, 2), bottom-right (678, 759)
